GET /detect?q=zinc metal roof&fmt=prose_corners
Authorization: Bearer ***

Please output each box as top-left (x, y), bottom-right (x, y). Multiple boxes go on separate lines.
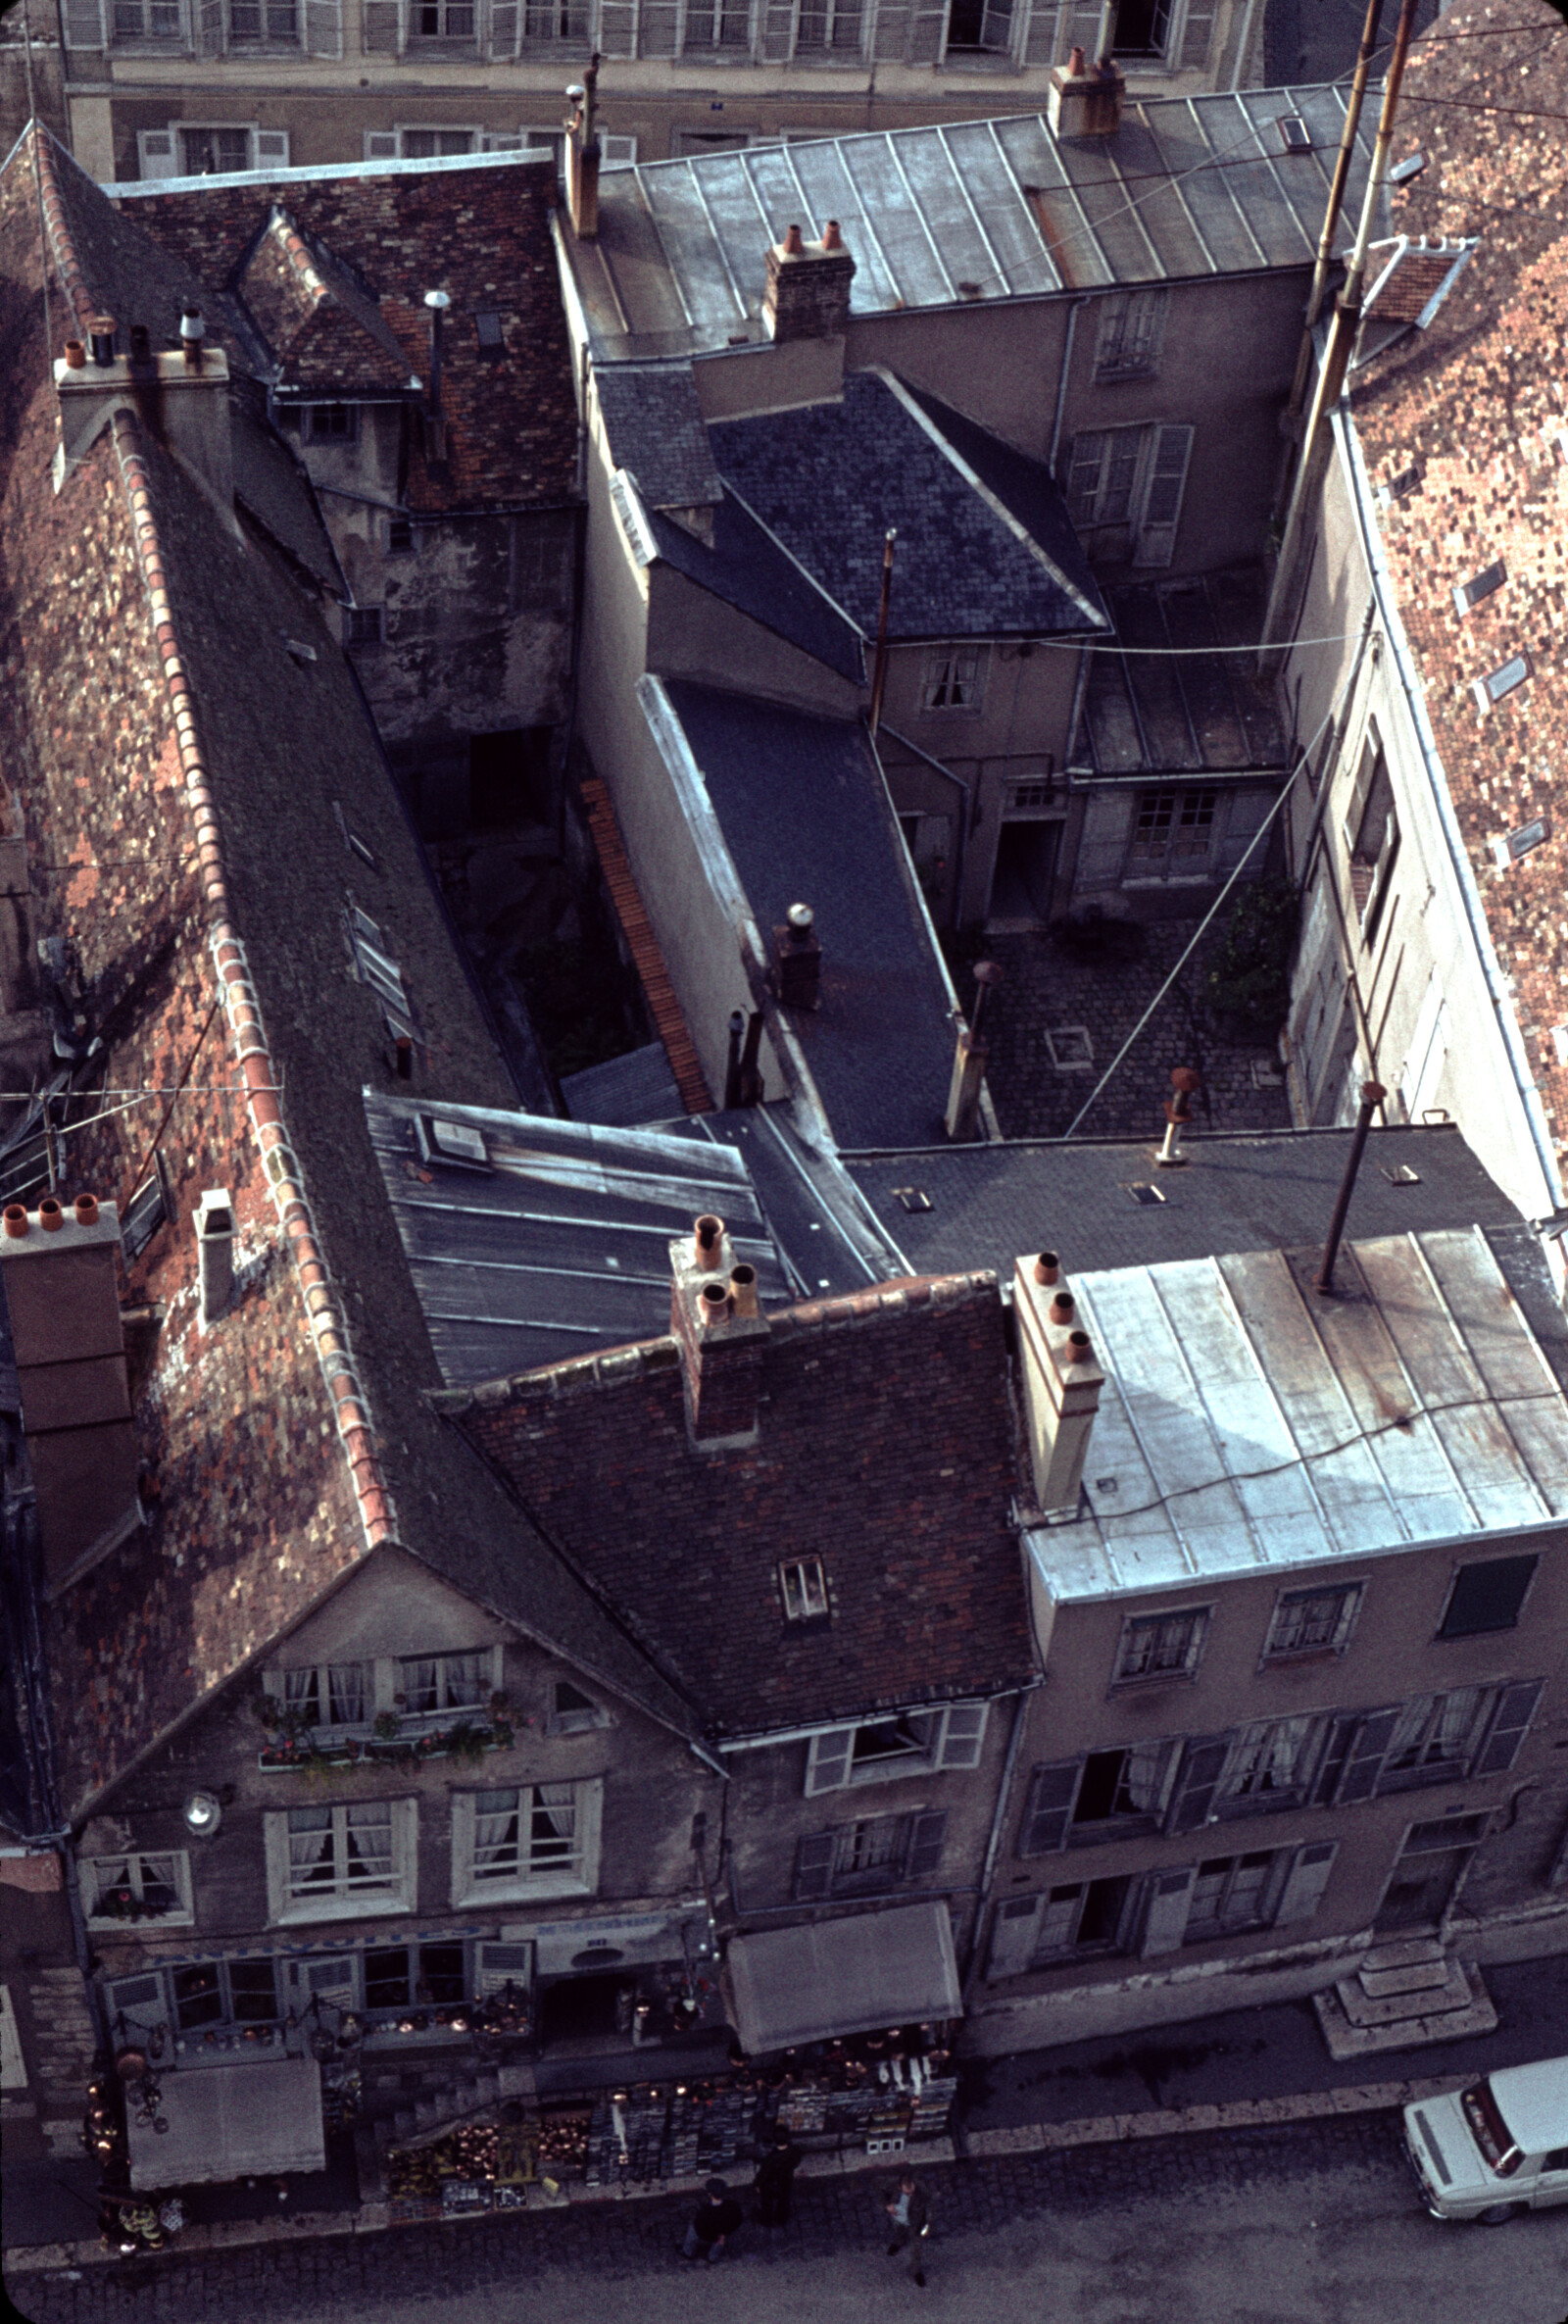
top-left (1028, 1227), bottom-right (1568, 1602)
top-left (569, 87), bottom-right (1377, 360)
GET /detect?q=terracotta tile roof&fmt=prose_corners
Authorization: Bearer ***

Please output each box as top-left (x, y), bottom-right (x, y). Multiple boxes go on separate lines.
top-left (1347, 0), bottom-right (1568, 1193)
top-left (2, 135), bottom-right (694, 1812)
top-left (1360, 235), bottom-right (1475, 324)
top-left (442, 1270), bottom-right (1037, 1740)
top-left (237, 208), bottom-right (414, 394)
top-left (112, 153), bottom-right (578, 516)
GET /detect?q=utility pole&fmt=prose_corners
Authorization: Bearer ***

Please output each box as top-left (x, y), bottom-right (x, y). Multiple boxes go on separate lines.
top-left (1262, 0), bottom-right (1420, 657)
top-left (1282, 0), bottom-right (1386, 434)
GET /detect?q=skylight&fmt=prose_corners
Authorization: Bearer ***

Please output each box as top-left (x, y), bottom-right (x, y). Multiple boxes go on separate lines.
top-left (1473, 654), bottom-right (1531, 709)
top-left (1453, 560), bottom-right (1505, 617)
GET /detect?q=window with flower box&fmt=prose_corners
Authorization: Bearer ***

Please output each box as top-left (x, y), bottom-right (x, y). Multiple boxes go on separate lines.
top-left (259, 1646), bottom-right (507, 1763)
top-left (82, 1852), bottom-right (194, 1930)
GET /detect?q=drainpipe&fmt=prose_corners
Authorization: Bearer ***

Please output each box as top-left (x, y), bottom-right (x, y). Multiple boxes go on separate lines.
top-left (1314, 1078), bottom-right (1387, 1295)
top-left (1281, 0), bottom-right (1386, 436)
top-left (880, 722), bottom-right (972, 929)
top-left (1049, 296), bottom-right (1090, 480)
top-left (867, 527), bottom-right (897, 738)
top-left (960, 1686), bottom-right (1034, 2002)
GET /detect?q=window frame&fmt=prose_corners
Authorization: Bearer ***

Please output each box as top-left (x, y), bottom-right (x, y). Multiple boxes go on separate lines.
top-left (226, 0), bottom-right (300, 43)
top-left (1179, 1847), bottom-right (1284, 1944)
top-left (81, 1850), bottom-right (194, 1930)
top-left (1209, 1714), bottom-right (1328, 1818)
top-left (1065, 420), bottom-right (1193, 567)
top-left (1110, 1605), bottom-right (1211, 1691)
top-left (177, 123), bottom-right (257, 174)
top-left (264, 1797), bottom-right (416, 1925)
top-left (409, 0), bottom-right (477, 38)
top-left (804, 1702), bottom-right (989, 1795)
top-left (1437, 1557), bottom-right (1539, 1640)
top-left (450, 1778), bottom-right (603, 1906)
top-left (113, 0), bottom-right (185, 41)
top-left (917, 643), bottom-right (988, 716)
top-left (793, 0), bottom-right (865, 55)
top-left (793, 1806), bottom-right (947, 1901)
top-left (1124, 787), bottom-right (1222, 885)
top-left (546, 1679), bottom-right (609, 1737)
top-left (778, 1558), bottom-right (829, 1624)
top-left (1093, 289), bottom-right (1168, 382)
top-left (1260, 1582), bottom-right (1364, 1664)
top-left (303, 403), bottom-right (359, 445)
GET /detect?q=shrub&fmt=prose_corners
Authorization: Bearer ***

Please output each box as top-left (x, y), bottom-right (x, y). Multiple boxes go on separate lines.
top-left (1203, 878), bottom-right (1298, 1036)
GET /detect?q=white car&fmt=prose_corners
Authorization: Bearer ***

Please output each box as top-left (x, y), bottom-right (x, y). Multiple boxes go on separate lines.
top-left (1403, 2057), bottom-right (1568, 2223)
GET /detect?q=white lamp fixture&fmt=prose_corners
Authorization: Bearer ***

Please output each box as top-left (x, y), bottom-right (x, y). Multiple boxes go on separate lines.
top-left (182, 1790), bottom-right (222, 1840)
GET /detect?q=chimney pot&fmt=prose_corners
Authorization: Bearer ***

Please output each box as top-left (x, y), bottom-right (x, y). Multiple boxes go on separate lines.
top-left (1049, 1290), bottom-right (1074, 1325)
top-left (763, 218), bottom-right (855, 342)
top-left (1013, 1256), bottom-right (1104, 1518)
top-left (39, 1198), bottom-right (64, 1232)
top-left (179, 304), bottom-right (205, 370)
top-left (728, 1262), bottom-right (760, 1319)
top-left (74, 1193), bottom-right (100, 1228)
top-left (89, 317), bottom-right (116, 368)
top-left (1067, 42), bottom-right (1087, 71)
top-left (1033, 1251), bottom-right (1059, 1286)
top-left (820, 219), bottom-right (844, 252)
top-left (700, 1280), bottom-right (732, 1327)
top-left (128, 323), bottom-right (151, 362)
top-left (64, 338), bottom-right (86, 370)
top-left (775, 906), bottom-right (822, 1010)
top-left (695, 1214), bottom-right (725, 1268)
top-left (4, 1204), bottom-right (28, 1238)
top-left (670, 1218), bottom-right (767, 1447)
top-left (781, 223), bottom-right (805, 256)
top-left (1067, 1328), bottom-right (1094, 1364)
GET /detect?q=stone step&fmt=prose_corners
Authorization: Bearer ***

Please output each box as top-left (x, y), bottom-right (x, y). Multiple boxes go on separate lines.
top-left (1337, 1960), bottom-right (1473, 2027)
top-left (1357, 1937), bottom-right (1446, 1975)
top-left (1314, 1965), bottom-right (1496, 2060)
top-left (1357, 1957), bottom-right (1454, 1999)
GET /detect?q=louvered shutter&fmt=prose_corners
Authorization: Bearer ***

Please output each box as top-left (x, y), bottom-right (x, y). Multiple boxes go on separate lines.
top-left (1021, 0), bottom-right (1063, 65)
top-left (938, 1703), bottom-right (988, 1769)
top-left (1018, 1758), bottom-right (1082, 1854)
top-left (362, 0), bottom-right (407, 48)
top-left (1062, 0), bottom-right (1099, 61)
top-left (305, 0), bottom-right (342, 51)
top-left (1332, 1707), bottom-right (1401, 1805)
top-left (639, 0), bottom-right (681, 49)
top-left (805, 1728), bottom-right (856, 1795)
top-left (906, 1810), bottom-right (947, 1882)
top-left (986, 1894), bottom-right (1044, 1977)
top-left (63, 0), bottom-right (107, 46)
top-left (904, 0), bottom-right (948, 59)
top-left (475, 1940), bottom-right (534, 1995)
top-left (1139, 1865), bottom-right (1195, 1956)
top-left (1272, 1840), bottom-right (1339, 1927)
top-left (1134, 422), bottom-right (1193, 568)
top-left (138, 128), bottom-right (179, 177)
top-left (196, 0), bottom-right (223, 49)
top-left (979, 0), bottom-right (1013, 53)
top-left (597, 0), bottom-right (640, 50)
top-left (255, 129), bottom-right (291, 165)
top-left (1470, 1679), bottom-right (1544, 1777)
top-left (793, 1833), bottom-right (836, 1901)
top-left (1163, 1733), bottom-right (1234, 1834)
top-left (294, 1954), bottom-right (358, 2013)
top-left (1177, 0), bottom-right (1215, 69)
top-left (759, 0), bottom-right (796, 57)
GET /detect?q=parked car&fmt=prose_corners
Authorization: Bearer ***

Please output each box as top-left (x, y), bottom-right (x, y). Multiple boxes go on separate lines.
top-left (1403, 2058), bottom-right (1568, 2223)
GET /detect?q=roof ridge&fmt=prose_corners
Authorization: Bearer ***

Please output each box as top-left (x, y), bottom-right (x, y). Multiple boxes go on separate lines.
top-left (31, 129), bottom-right (397, 1558)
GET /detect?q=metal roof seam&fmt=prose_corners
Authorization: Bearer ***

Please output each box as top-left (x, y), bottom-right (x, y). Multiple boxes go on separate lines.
top-left (1209, 1251), bottom-right (1339, 1547)
top-left (632, 168), bottom-right (697, 329)
top-left (883, 131), bottom-right (959, 300)
top-left (1197, 94), bottom-right (1271, 271)
top-left (933, 123), bottom-right (1012, 296)
top-left (1403, 1227), bottom-right (1555, 1521)
top-left (1145, 1261), bottom-right (1272, 1566)
top-left (685, 162), bottom-right (751, 321)
top-left (1093, 128), bottom-right (1170, 280)
top-left (985, 119), bottom-right (1062, 295)
top-left (821, 137), bottom-right (905, 308)
top-left (1073, 1275), bottom-right (1204, 1578)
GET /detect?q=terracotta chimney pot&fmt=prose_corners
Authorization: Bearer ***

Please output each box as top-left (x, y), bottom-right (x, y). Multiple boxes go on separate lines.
top-left (1049, 1290), bottom-right (1075, 1325)
top-left (694, 1214), bottom-right (725, 1270)
top-left (699, 1280), bottom-right (731, 1328)
top-left (1067, 1328), bottom-right (1094, 1365)
top-left (780, 223), bottom-right (804, 257)
top-left (1033, 1251), bottom-right (1059, 1286)
top-left (728, 1262), bottom-right (760, 1319)
top-left (4, 1205), bottom-right (28, 1238)
top-left (820, 219), bottom-right (844, 252)
top-left (39, 1198), bottom-right (64, 1233)
top-left (74, 1194), bottom-right (100, 1227)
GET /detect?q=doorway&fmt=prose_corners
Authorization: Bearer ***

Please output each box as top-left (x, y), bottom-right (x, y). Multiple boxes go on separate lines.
top-left (1376, 1846), bottom-right (1474, 1933)
top-left (537, 1971), bottom-right (634, 2045)
top-left (988, 819), bottom-right (1060, 924)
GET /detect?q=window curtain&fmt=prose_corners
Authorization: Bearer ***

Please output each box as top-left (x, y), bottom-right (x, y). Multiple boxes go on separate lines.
top-left (442, 1654), bottom-right (486, 1709)
top-left (527, 1784), bottom-right (576, 1871)
top-left (288, 1805), bottom-right (335, 1892)
top-left (1119, 1741), bottom-right (1169, 1812)
top-left (400, 1658), bottom-right (438, 1713)
top-left (473, 1789), bottom-right (521, 1879)
top-left (1434, 1688), bottom-right (1482, 1761)
top-left (328, 1664), bottom-right (366, 1725)
top-left (344, 1804), bottom-right (393, 1885)
top-left (284, 1668), bottom-right (319, 1718)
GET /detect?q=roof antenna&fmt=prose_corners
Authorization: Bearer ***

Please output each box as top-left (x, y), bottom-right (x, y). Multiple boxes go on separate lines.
top-left (1314, 1080), bottom-right (1386, 1297)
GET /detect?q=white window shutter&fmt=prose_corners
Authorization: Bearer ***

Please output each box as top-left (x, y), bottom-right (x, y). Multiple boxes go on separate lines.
top-left (905, 0), bottom-right (949, 60)
top-left (986, 1895), bottom-right (1043, 1979)
top-left (596, 0), bottom-right (640, 52)
top-left (758, 0), bottom-right (796, 61)
top-left (979, 0), bottom-right (1014, 53)
top-left (138, 128), bottom-right (179, 178)
top-left (365, 130), bottom-right (400, 159)
top-left (255, 129), bottom-right (291, 165)
top-left (489, 0), bottom-right (520, 52)
top-left (306, 0), bottom-right (343, 53)
top-left (1272, 1841), bottom-right (1339, 1927)
top-left (449, 1788), bottom-right (475, 1905)
top-left (63, 0), bottom-right (107, 47)
top-left (263, 1809), bottom-right (289, 1923)
top-left (1020, 0), bottom-right (1062, 65)
top-left (1178, 0), bottom-right (1217, 69)
top-left (1135, 422), bottom-right (1193, 568)
top-left (576, 1777), bottom-right (604, 1891)
top-left (937, 1703), bottom-right (988, 1769)
top-left (362, 0), bottom-right (408, 51)
top-left (394, 1796), bottom-right (418, 1907)
top-left (805, 1728), bottom-right (855, 1795)
top-left (1139, 1864), bottom-right (1195, 1956)
top-left (603, 134), bottom-right (638, 167)
top-left (197, 0), bottom-right (223, 51)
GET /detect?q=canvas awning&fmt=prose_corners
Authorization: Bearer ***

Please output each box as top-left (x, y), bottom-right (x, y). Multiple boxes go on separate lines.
top-left (127, 2056), bottom-right (324, 2191)
top-left (725, 1902), bottom-right (961, 2054)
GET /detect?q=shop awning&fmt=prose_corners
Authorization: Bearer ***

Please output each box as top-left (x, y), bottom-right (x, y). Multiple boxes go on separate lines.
top-left (127, 2057), bottom-right (325, 2191)
top-left (725, 1902), bottom-right (962, 2054)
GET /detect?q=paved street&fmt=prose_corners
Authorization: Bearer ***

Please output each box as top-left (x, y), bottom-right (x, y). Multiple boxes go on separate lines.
top-left (10, 2115), bottom-right (1567, 2324)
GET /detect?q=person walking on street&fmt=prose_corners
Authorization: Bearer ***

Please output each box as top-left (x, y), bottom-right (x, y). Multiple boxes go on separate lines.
top-left (885, 2170), bottom-right (932, 2286)
top-left (680, 2176), bottom-right (744, 2262)
top-left (755, 2124), bottom-right (804, 2238)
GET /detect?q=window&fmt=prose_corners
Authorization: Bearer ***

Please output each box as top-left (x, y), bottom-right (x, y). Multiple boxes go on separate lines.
top-left (344, 607), bottom-right (383, 648)
top-left (360, 1942), bottom-right (466, 2010)
top-left (450, 1780), bottom-right (602, 1904)
top-left (1504, 817), bottom-right (1547, 862)
top-left (266, 1799), bottom-right (414, 1924)
top-left (1212, 1716), bottom-right (1323, 1812)
top-left (1440, 1557), bottom-right (1537, 1638)
top-left (473, 312), bottom-right (505, 357)
top-left (1321, 1680), bottom-right (1544, 1803)
top-left (1342, 731), bottom-right (1399, 947)
top-left (1263, 1583), bottom-right (1362, 1660)
top-left (795, 0), bottom-right (862, 48)
top-left (1111, 0), bottom-right (1171, 54)
top-left (388, 515), bottom-right (415, 554)
top-left (82, 1852), bottom-right (193, 1929)
top-left (1006, 779), bottom-right (1054, 812)
top-left (344, 900), bottom-right (413, 1039)
top-left (918, 645), bottom-right (987, 714)
top-left (1382, 1689), bottom-right (1490, 1782)
top-left (273, 1661), bottom-right (368, 1732)
top-left (114, 0), bottom-right (181, 34)
top-left (121, 1162), bottom-right (170, 1261)
top-left (1453, 560), bottom-right (1505, 617)
top-left (229, 0), bottom-right (299, 38)
top-left (1035, 1875), bottom-right (1132, 1955)
top-left (1066, 422), bottom-right (1193, 567)
top-left (1182, 1850), bottom-right (1280, 1940)
top-left (547, 1680), bottom-right (608, 1736)
top-left (172, 1957), bottom-right (281, 2028)
top-left (180, 125), bottom-right (252, 174)
top-left (685, 0), bottom-right (753, 44)
top-left (1112, 1607), bottom-right (1209, 1687)
top-left (793, 1809), bottom-right (946, 1901)
top-left (805, 1703), bottom-right (988, 1794)
top-left (412, 0), bottom-right (475, 34)
top-left (0, 1987), bottom-right (24, 2093)
top-left (304, 404), bottom-right (358, 444)
top-left (1472, 653), bottom-right (1531, 709)
top-left (398, 1651), bottom-right (488, 1716)
top-left (1094, 290), bottom-right (1167, 382)
top-left (945, 0), bottom-right (1015, 52)
top-left (1067, 1742), bottom-right (1179, 1832)
top-left (1126, 789), bottom-right (1219, 881)
top-left (521, 0), bottom-right (589, 37)
top-left (779, 1558), bottom-right (829, 1622)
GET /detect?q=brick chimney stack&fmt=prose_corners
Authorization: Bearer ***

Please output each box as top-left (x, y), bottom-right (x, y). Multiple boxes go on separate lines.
top-left (669, 1214), bottom-right (768, 1450)
top-left (565, 55), bottom-right (602, 242)
top-left (1013, 1251), bottom-right (1103, 1519)
top-left (0, 1195), bottom-right (141, 1595)
top-left (762, 220), bottom-right (856, 343)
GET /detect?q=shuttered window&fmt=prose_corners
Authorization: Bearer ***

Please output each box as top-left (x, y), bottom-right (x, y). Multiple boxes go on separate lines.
top-left (793, 1810), bottom-right (947, 1901)
top-left (804, 1704), bottom-right (988, 1794)
top-left (1439, 1558), bottom-right (1538, 1639)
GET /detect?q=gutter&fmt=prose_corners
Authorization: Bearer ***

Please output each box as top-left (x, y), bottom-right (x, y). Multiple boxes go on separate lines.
top-left (1334, 401), bottom-right (1563, 1218)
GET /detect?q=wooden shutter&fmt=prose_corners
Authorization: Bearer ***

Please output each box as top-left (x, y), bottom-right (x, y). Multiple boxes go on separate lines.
top-left (979, 0), bottom-right (1013, 52)
top-left (904, 0), bottom-right (948, 60)
top-left (293, 1954), bottom-right (358, 2013)
top-left (575, 1778), bottom-right (604, 1891)
top-left (1440, 1557), bottom-right (1538, 1639)
top-left (1272, 1840), bottom-right (1339, 1927)
top-left (597, 0), bottom-right (640, 51)
top-left (1139, 1865), bottom-right (1195, 1956)
top-left (138, 128), bottom-right (179, 177)
top-left (1018, 1758), bottom-right (1082, 1854)
top-left (1332, 1707), bottom-right (1401, 1805)
top-left (986, 1894), bottom-right (1044, 1978)
top-left (806, 1728), bottom-right (856, 1795)
top-left (196, 0), bottom-right (223, 49)
top-left (794, 1832), bottom-right (836, 1901)
top-left (1134, 422), bottom-right (1193, 569)
top-left (362, 0), bottom-right (407, 49)
top-left (263, 1809), bottom-right (290, 1921)
top-left (488, 0), bottom-right (519, 45)
top-left (1177, 0), bottom-right (1215, 68)
top-left (1163, 1734), bottom-right (1234, 1834)
top-left (305, 0), bottom-right (343, 50)
top-left (906, 1810), bottom-right (948, 1882)
top-left (938, 1703), bottom-right (988, 1769)
top-left (255, 129), bottom-right (291, 165)
top-left (759, 0), bottom-right (797, 57)
top-left (1021, 0), bottom-right (1062, 63)
top-left (475, 1940), bottom-right (534, 1995)
top-left (639, 0), bottom-right (681, 48)
top-left (1470, 1679), bottom-right (1544, 1777)
top-left (63, 0), bottom-right (107, 45)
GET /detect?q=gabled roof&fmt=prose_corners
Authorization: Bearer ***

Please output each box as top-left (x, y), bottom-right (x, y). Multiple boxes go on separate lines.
top-left (710, 371), bottom-right (1106, 640)
top-left (236, 207), bottom-right (415, 395)
top-left (1343, 0), bottom-right (1568, 1199)
top-left (646, 485), bottom-right (865, 685)
top-left (565, 89), bottom-right (1380, 361)
top-left (1, 133), bottom-right (697, 1810)
top-left (442, 1271), bottom-right (1036, 1739)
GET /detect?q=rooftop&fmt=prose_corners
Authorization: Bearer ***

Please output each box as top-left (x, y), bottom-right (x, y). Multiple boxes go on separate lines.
top-left (565, 88), bottom-right (1380, 361)
top-left (1071, 568), bottom-right (1289, 775)
top-left (645, 486), bottom-right (865, 685)
top-left (1030, 1226), bottom-right (1568, 1601)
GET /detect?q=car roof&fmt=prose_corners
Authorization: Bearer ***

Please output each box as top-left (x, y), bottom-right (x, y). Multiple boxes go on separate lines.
top-left (1488, 2058), bottom-right (1568, 2151)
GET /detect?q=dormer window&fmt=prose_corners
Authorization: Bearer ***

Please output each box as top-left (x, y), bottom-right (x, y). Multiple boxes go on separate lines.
top-left (414, 1114), bottom-right (489, 1170)
top-left (548, 1681), bottom-right (608, 1736)
top-left (779, 1558), bottom-right (828, 1622)
top-left (805, 1703), bottom-right (988, 1794)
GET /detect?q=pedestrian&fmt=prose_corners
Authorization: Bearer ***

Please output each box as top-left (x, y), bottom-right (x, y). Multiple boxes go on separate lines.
top-left (754, 2123), bottom-right (804, 2237)
top-left (885, 2169), bottom-right (932, 2287)
top-left (679, 2175), bottom-right (744, 2262)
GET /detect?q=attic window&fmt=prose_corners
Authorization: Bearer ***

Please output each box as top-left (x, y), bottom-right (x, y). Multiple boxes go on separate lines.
top-left (344, 901), bottom-right (414, 1037)
top-left (1473, 653), bottom-right (1531, 709)
top-left (474, 311), bottom-right (505, 354)
top-left (413, 1113), bottom-right (489, 1170)
top-left (893, 1187), bottom-right (932, 1213)
top-left (1123, 1182), bottom-right (1167, 1207)
top-left (549, 1681), bottom-right (608, 1736)
top-left (284, 636), bottom-right (318, 664)
top-left (1389, 152), bottom-right (1427, 186)
top-left (121, 1163), bottom-right (170, 1261)
top-left (305, 404), bottom-right (358, 444)
top-left (779, 1558), bottom-right (829, 1623)
top-left (1381, 1162), bottom-right (1421, 1185)
top-left (1453, 561), bottom-right (1505, 616)
top-left (1277, 115), bottom-right (1312, 153)
top-left (387, 516), bottom-right (415, 555)
top-left (333, 802), bottom-right (377, 869)
top-left (1506, 817), bottom-right (1547, 861)
top-left (1386, 464), bottom-right (1421, 502)
top-left (345, 607), bottom-right (384, 648)
top-left (1045, 1025), bottom-right (1094, 1070)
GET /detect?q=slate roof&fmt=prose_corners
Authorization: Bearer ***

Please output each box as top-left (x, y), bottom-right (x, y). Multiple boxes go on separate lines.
top-left (443, 1271), bottom-right (1037, 1739)
top-left (2, 134), bottom-right (696, 1810)
top-left (1342, 0), bottom-right (1568, 1194)
top-left (845, 1121), bottom-right (1525, 1282)
top-left (113, 149), bottom-right (577, 516)
top-left (564, 90), bottom-right (1381, 362)
top-left (1072, 568), bottom-right (1289, 775)
top-left (646, 487), bottom-right (864, 685)
top-left (648, 681), bottom-right (957, 1151)
top-left (710, 370), bottom-right (1106, 640)
top-left (594, 361), bottom-right (721, 510)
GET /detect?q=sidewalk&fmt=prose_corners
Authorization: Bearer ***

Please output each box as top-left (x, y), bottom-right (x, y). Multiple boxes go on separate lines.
top-left (7, 1954), bottom-right (1566, 2277)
